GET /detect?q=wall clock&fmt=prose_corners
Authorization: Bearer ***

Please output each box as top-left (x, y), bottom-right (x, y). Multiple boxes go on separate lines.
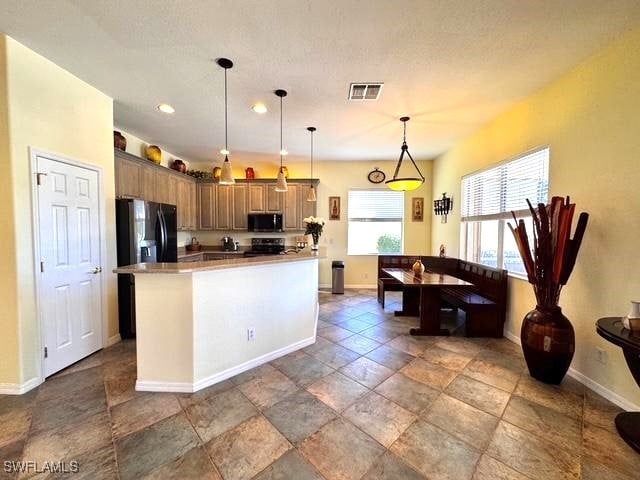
top-left (368, 168), bottom-right (386, 184)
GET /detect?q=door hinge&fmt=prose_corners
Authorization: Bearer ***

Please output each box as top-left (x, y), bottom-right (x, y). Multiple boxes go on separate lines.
top-left (40, 261), bottom-right (45, 273)
top-left (44, 346), bottom-right (48, 359)
top-left (36, 172), bottom-right (47, 186)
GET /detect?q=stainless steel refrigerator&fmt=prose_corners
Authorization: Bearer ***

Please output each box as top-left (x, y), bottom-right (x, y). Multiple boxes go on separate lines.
top-left (116, 199), bottom-right (177, 338)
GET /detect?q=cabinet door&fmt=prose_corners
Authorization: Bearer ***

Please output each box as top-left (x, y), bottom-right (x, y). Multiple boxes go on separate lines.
top-left (283, 184), bottom-right (299, 230)
top-left (140, 164), bottom-right (156, 201)
top-left (232, 184), bottom-right (248, 230)
top-left (176, 178), bottom-right (190, 230)
top-left (215, 185), bottom-right (233, 230)
top-left (248, 184), bottom-right (266, 213)
top-left (266, 183), bottom-right (282, 212)
top-left (189, 181), bottom-right (197, 229)
top-left (115, 157), bottom-right (141, 198)
top-left (198, 183), bottom-right (215, 230)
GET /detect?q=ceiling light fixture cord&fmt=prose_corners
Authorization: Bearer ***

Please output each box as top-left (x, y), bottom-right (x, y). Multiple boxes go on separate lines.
top-left (280, 95), bottom-right (283, 168)
top-left (390, 117), bottom-right (424, 182)
top-left (224, 66), bottom-right (228, 153)
top-left (310, 129), bottom-right (314, 178)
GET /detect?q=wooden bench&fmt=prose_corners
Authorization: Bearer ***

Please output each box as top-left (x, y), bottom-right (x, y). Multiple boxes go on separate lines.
top-left (441, 260), bottom-right (507, 338)
top-left (377, 255), bottom-right (507, 337)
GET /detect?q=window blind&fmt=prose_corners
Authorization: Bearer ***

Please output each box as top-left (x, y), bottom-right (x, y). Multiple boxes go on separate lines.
top-left (348, 190), bottom-right (404, 221)
top-left (461, 148), bottom-right (549, 221)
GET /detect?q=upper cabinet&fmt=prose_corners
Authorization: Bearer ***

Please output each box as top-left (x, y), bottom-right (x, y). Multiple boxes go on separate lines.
top-left (114, 149), bottom-right (196, 231)
top-left (114, 155), bottom-right (142, 199)
top-left (115, 149), bottom-right (317, 232)
top-left (195, 180), bottom-right (317, 231)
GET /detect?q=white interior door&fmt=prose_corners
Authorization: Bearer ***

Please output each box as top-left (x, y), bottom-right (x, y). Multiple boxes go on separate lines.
top-left (36, 155), bottom-right (103, 377)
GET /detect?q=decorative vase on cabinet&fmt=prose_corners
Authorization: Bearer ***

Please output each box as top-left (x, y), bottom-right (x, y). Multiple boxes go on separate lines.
top-left (145, 145), bottom-right (162, 165)
top-left (114, 131), bottom-right (126, 151)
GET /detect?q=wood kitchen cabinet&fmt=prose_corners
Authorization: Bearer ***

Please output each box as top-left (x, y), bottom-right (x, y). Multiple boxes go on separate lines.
top-left (232, 184), bottom-right (248, 230)
top-left (191, 179), bottom-right (318, 232)
top-left (177, 177), bottom-right (197, 230)
top-left (283, 184), bottom-right (300, 230)
top-left (115, 155), bottom-right (142, 199)
top-left (215, 185), bottom-right (233, 230)
top-left (198, 183), bottom-right (215, 230)
top-left (115, 149), bottom-right (197, 231)
top-left (248, 184), bottom-right (266, 213)
top-left (140, 164), bottom-right (156, 201)
top-left (266, 183), bottom-right (282, 212)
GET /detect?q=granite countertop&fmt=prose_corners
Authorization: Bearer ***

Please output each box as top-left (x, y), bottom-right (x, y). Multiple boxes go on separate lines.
top-left (114, 249), bottom-right (325, 274)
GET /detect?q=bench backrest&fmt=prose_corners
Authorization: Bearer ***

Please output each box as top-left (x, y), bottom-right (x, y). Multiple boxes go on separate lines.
top-left (454, 259), bottom-right (508, 304)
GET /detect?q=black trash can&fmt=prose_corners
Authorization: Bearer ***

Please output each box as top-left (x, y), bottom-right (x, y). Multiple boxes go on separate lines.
top-left (331, 260), bottom-right (345, 294)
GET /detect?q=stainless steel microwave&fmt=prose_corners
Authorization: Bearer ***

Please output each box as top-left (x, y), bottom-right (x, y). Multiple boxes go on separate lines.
top-left (248, 213), bottom-right (283, 232)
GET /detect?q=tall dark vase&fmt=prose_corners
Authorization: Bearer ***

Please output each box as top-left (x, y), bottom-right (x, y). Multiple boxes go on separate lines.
top-left (521, 306), bottom-right (575, 384)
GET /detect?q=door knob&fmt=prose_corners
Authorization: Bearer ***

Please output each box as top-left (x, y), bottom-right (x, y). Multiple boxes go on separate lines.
top-left (90, 266), bottom-right (102, 274)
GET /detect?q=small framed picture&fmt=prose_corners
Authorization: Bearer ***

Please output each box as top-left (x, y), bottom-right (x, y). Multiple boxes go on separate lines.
top-left (329, 196), bottom-right (341, 221)
top-left (412, 197), bottom-right (424, 222)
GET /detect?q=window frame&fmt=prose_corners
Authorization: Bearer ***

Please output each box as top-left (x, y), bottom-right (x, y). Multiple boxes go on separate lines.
top-left (347, 188), bottom-right (405, 256)
top-left (459, 146), bottom-right (550, 279)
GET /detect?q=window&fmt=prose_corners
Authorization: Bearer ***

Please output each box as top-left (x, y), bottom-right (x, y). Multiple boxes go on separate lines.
top-left (460, 147), bottom-right (549, 276)
top-left (348, 190), bottom-right (404, 255)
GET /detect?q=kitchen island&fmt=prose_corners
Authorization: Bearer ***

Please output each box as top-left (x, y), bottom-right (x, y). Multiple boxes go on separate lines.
top-left (114, 251), bottom-right (321, 392)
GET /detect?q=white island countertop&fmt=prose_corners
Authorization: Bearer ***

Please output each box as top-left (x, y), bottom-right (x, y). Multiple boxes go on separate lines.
top-left (113, 249), bottom-right (325, 274)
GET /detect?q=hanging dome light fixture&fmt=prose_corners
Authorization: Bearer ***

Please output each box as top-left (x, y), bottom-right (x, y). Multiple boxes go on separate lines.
top-left (386, 116), bottom-right (425, 191)
top-left (306, 127), bottom-right (317, 202)
top-left (217, 58), bottom-right (235, 185)
top-left (275, 89), bottom-right (288, 192)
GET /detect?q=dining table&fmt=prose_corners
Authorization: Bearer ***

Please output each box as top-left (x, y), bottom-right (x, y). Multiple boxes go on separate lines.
top-left (382, 267), bottom-right (473, 336)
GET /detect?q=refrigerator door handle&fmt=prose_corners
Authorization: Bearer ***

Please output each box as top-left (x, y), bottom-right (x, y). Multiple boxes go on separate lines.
top-left (157, 209), bottom-right (167, 262)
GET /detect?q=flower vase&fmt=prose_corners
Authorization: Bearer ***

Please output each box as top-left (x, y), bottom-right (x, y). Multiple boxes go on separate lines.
top-left (311, 234), bottom-right (319, 252)
top-left (623, 300), bottom-right (640, 330)
top-left (521, 306), bottom-right (574, 384)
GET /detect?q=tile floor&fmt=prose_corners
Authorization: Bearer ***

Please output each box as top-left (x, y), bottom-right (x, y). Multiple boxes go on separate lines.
top-left (1, 290), bottom-right (638, 479)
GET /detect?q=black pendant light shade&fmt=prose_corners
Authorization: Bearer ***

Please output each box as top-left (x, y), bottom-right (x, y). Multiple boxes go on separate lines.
top-left (386, 116), bottom-right (425, 191)
top-left (217, 58), bottom-right (235, 184)
top-left (275, 89), bottom-right (288, 192)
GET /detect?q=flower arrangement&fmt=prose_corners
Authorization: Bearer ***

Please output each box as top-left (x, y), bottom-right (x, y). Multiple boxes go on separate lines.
top-left (509, 196), bottom-right (589, 308)
top-left (304, 216), bottom-right (325, 250)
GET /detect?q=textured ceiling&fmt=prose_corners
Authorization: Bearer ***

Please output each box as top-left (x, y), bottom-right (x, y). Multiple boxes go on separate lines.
top-left (1, 0), bottom-right (640, 162)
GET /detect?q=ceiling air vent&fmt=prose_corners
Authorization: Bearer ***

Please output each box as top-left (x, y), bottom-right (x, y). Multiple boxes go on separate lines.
top-left (349, 83), bottom-right (383, 100)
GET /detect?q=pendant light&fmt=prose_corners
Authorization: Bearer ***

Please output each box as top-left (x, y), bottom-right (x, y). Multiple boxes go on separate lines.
top-left (386, 116), bottom-right (425, 191)
top-left (217, 58), bottom-right (235, 185)
top-left (275, 89), bottom-right (288, 192)
top-left (306, 127), bottom-right (317, 202)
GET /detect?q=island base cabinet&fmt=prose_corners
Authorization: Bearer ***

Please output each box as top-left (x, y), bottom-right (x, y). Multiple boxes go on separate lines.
top-left (133, 258), bottom-right (319, 392)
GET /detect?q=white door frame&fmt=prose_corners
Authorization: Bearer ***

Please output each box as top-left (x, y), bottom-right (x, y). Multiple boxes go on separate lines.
top-left (30, 147), bottom-right (109, 383)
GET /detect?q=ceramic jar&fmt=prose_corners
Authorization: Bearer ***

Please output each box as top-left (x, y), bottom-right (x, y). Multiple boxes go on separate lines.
top-left (113, 131), bottom-right (126, 151)
top-left (145, 145), bottom-right (162, 164)
top-left (412, 259), bottom-right (425, 276)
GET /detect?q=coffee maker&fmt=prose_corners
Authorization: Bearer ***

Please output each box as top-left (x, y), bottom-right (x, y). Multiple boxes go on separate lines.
top-left (221, 236), bottom-right (238, 251)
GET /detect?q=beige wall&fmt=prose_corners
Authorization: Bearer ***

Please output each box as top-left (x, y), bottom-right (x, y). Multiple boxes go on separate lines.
top-left (431, 27), bottom-right (640, 407)
top-left (0, 36), bottom-right (21, 385)
top-left (188, 158), bottom-right (433, 286)
top-left (0, 35), bottom-right (116, 386)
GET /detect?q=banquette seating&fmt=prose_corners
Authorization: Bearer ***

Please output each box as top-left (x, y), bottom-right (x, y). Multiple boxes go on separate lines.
top-left (377, 255), bottom-right (508, 337)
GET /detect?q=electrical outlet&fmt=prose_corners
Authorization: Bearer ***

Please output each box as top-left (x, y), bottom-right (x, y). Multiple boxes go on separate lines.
top-left (363, 273), bottom-right (369, 279)
top-left (596, 347), bottom-right (607, 365)
top-left (247, 327), bottom-right (256, 341)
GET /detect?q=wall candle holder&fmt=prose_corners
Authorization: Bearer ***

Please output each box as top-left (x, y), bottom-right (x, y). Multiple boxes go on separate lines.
top-left (434, 193), bottom-right (453, 223)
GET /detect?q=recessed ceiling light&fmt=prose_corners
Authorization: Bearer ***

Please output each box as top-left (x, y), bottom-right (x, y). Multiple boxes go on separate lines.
top-left (252, 103), bottom-right (267, 114)
top-left (157, 103), bottom-right (175, 114)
